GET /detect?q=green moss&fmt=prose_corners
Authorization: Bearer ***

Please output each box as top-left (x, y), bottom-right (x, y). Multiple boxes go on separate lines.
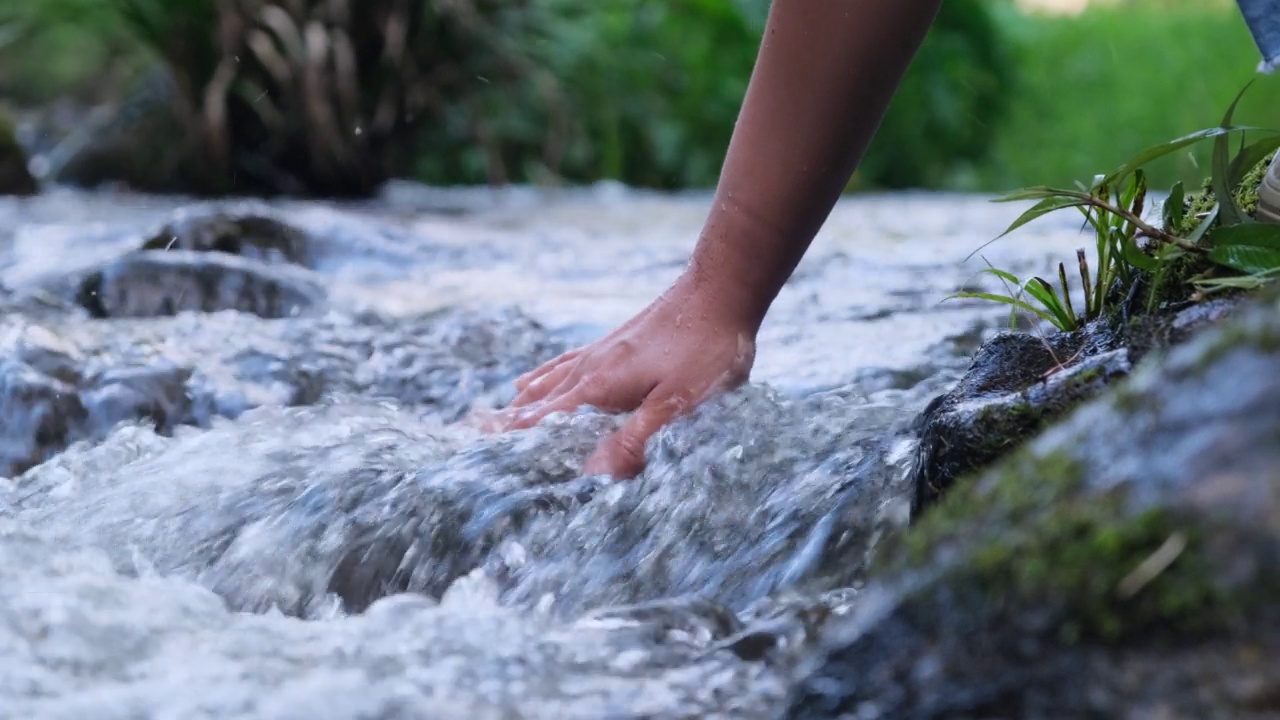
top-left (1234, 151), bottom-right (1275, 218)
top-left (1166, 152), bottom-right (1276, 238)
top-left (885, 447), bottom-right (1238, 644)
top-left (1187, 302), bottom-right (1280, 373)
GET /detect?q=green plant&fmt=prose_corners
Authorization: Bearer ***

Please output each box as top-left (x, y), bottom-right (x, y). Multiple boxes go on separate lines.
top-left (951, 84), bottom-right (1280, 332)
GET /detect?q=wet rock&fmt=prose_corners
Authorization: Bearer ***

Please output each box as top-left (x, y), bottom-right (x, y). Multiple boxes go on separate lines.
top-left (77, 250), bottom-right (326, 319)
top-left (0, 306), bottom-right (565, 476)
top-left (0, 113), bottom-right (37, 197)
top-left (786, 291), bottom-right (1280, 719)
top-left (0, 359), bottom-right (87, 476)
top-left (909, 297), bottom-right (1244, 518)
top-left (10, 383), bottom-right (914, 621)
top-left (141, 209), bottom-right (314, 267)
top-left (81, 364), bottom-right (194, 435)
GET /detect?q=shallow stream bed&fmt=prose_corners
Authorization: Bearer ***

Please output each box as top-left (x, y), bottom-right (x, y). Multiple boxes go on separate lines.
top-left (0, 184), bottom-right (1088, 718)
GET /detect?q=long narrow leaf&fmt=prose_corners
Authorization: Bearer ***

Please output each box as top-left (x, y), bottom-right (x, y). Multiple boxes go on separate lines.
top-left (991, 187), bottom-right (1087, 203)
top-left (965, 196), bottom-right (1089, 261)
top-left (1193, 266), bottom-right (1280, 289)
top-left (1212, 83), bottom-right (1255, 227)
top-left (1057, 262), bottom-right (1077, 328)
top-left (1187, 203), bottom-right (1221, 244)
top-left (1228, 135), bottom-right (1280, 189)
top-left (1023, 278), bottom-right (1074, 330)
top-left (1077, 249), bottom-right (1094, 318)
top-left (945, 292), bottom-right (1059, 326)
top-left (978, 267), bottom-right (1025, 286)
top-left (1099, 124), bottom-right (1273, 189)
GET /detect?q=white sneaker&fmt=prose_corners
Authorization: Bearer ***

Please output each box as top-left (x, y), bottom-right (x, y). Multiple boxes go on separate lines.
top-left (1258, 151), bottom-right (1280, 224)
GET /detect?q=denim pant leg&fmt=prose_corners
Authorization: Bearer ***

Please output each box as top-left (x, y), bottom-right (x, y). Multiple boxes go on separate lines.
top-left (1237, 0), bottom-right (1280, 72)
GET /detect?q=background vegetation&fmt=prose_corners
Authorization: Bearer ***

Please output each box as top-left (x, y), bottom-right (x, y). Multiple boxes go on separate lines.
top-left (0, 0), bottom-right (1276, 196)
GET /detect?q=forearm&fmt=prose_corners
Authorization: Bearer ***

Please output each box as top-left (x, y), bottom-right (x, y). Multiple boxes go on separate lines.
top-left (686, 0), bottom-right (942, 330)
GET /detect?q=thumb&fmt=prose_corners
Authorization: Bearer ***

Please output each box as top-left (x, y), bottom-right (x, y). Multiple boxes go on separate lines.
top-left (582, 391), bottom-right (690, 479)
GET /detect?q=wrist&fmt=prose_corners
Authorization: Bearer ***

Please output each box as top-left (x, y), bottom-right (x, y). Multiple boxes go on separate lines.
top-left (676, 248), bottom-right (774, 336)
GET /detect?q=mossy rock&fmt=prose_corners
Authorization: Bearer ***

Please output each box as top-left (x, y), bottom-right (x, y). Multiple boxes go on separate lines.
top-left (786, 290), bottom-right (1280, 719)
top-left (908, 296), bottom-right (1241, 520)
top-left (0, 113), bottom-right (38, 196)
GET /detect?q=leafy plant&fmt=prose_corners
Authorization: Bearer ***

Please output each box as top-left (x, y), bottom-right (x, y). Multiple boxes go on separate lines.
top-left (950, 83), bottom-right (1280, 332)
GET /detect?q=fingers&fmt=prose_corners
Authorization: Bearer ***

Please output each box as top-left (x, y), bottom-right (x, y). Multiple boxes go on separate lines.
top-left (500, 383), bottom-right (598, 431)
top-left (514, 349), bottom-right (581, 392)
top-left (509, 354), bottom-right (582, 409)
top-left (582, 390), bottom-right (692, 479)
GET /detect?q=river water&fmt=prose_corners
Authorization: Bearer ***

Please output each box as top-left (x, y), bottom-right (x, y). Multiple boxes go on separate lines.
top-left (0, 183), bottom-right (1087, 718)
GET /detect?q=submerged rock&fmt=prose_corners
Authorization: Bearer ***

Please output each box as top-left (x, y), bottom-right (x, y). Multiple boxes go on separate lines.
top-left (0, 307), bottom-right (565, 476)
top-left (140, 209), bottom-right (314, 267)
top-left (909, 297), bottom-right (1243, 517)
top-left (787, 290), bottom-right (1280, 719)
top-left (0, 114), bottom-right (37, 197)
top-left (77, 250), bottom-right (326, 319)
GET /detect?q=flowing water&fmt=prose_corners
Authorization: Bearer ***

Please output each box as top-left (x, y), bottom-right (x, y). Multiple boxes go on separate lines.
top-left (0, 182), bottom-right (1087, 718)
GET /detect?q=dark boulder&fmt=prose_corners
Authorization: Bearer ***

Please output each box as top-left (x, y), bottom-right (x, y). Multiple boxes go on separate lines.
top-left (909, 297), bottom-right (1243, 518)
top-left (786, 290), bottom-right (1280, 719)
top-left (77, 250), bottom-right (326, 320)
top-left (140, 210), bottom-right (315, 267)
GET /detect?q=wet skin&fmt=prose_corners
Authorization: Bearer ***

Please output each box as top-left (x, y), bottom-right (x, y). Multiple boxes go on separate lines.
top-left (493, 0), bottom-right (943, 478)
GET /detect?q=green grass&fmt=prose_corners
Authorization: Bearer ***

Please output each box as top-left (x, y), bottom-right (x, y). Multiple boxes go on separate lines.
top-left (976, 2), bottom-right (1280, 192)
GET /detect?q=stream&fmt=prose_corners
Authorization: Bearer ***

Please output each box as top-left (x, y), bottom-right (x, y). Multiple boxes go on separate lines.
top-left (0, 182), bottom-right (1090, 718)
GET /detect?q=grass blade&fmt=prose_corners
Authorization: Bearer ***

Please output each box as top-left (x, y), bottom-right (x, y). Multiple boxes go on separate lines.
top-left (965, 195), bottom-right (1089, 261)
top-left (1211, 82), bottom-right (1256, 227)
top-left (1228, 136), bottom-right (1280, 189)
top-left (991, 187), bottom-right (1086, 203)
top-left (1162, 181), bottom-right (1185, 232)
top-left (1057, 262), bottom-right (1078, 328)
top-left (946, 291), bottom-right (1058, 326)
top-left (1187, 203), bottom-right (1221, 244)
top-left (1099, 124), bottom-right (1273, 189)
top-left (1023, 277), bottom-right (1074, 330)
top-left (1077, 249), bottom-right (1094, 318)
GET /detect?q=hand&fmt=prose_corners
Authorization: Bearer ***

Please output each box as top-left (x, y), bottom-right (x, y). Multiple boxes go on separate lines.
top-left (491, 272), bottom-right (757, 478)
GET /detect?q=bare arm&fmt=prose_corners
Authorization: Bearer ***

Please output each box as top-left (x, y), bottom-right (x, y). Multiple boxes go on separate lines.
top-left (495, 0), bottom-right (942, 477)
top-left (689, 0), bottom-right (943, 331)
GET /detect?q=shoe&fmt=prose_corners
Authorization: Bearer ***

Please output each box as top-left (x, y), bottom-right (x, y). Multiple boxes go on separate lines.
top-left (1258, 151), bottom-right (1280, 224)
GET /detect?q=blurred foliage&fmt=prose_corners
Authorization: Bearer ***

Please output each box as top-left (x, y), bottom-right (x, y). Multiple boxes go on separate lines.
top-left (415, 0), bottom-right (1013, 191)
top-left (977, 0), bottom-right (1280, 191)
top-left (5, 0), bottom-right (1267, 196)
top-left (0, 0), bottom-right (1014, 195)
top-left (854, 0), bottom-right (1014, 191)
top-left (1, 0), bottom-right (544, 196)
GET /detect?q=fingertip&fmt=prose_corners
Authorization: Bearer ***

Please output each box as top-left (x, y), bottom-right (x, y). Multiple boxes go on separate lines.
top-left (463, 407), bottom-right (502, 433)
top-left (582, 440), bottom-right (645, 479)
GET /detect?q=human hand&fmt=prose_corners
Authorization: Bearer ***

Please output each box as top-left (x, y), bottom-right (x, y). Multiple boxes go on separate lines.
top-left (489, 272), bottom-right (757, 479)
